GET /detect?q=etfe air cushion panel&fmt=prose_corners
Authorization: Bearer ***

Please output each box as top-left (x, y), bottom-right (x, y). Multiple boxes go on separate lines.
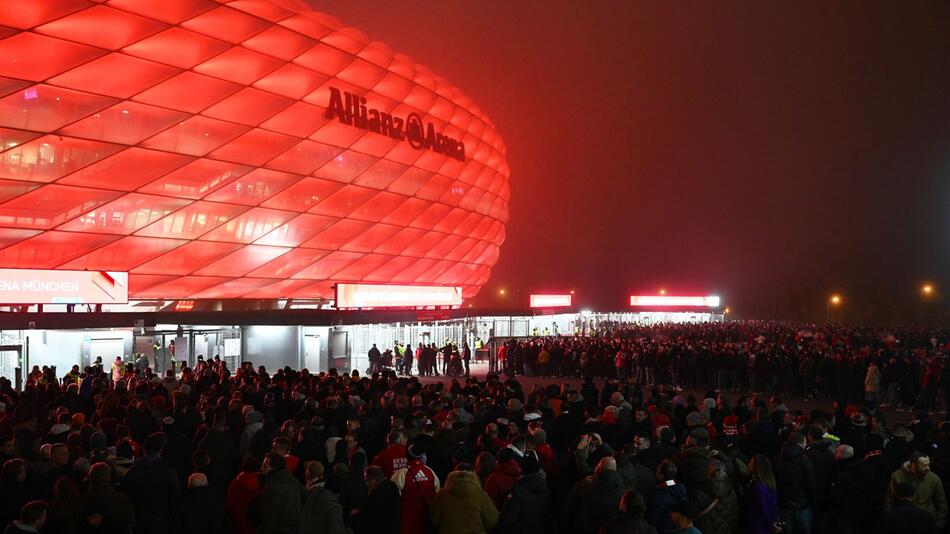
top-left (0, 0), bottom-right (508, 300)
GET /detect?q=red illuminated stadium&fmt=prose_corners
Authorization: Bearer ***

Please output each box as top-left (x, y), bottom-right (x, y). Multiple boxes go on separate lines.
top-left (0, 0), bottom-right (509, 302)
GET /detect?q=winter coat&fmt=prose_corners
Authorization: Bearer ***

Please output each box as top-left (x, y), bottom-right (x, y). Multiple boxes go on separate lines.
top-left (881, 502), bottom-right (937, 534)
top-left (562, 469), bottom-right (625, 534)
top-left (828, 457), bottom-right (870, 528)
top-left (746, 480), bottom-right (778, 534)
top-left (771, 443), bottom-right (815, 511)
top-left (357, 480), bottom-right (400, 534)
top-left (884, 465), bottom-right (949, 528)
top-left (201, 429), bottom-right (239, 495)
top-left (498, 472), bottom-right (548, 534)
top-left (171, 485), bottom-right (230, 534)
top-left (484, 459), bottom-right (522, 508)
top-left (120, 453), bottom-right (182, 534)
top-left (393, 460), bottom-right (439, 534)
top-left (300, 483), bottom-right (345, 534)
top-left (804, 440), bottom-right (835, 506)
top-left (224, 470), bottom-right (259, 534)
top-left (429, 470), bottom-right (499, 534)
top-left (675, 447), bottom-right (713, 491)
top-left (258, 468), bottom-right (304, 534)
top-left (690, 478), bottom-right (738, 534)
top-left (81, 484), bottom-right (135, 533)
top-left (865, 365), bottom-right (882, 393)
top-left (646, 481), bottom-right (687, 534)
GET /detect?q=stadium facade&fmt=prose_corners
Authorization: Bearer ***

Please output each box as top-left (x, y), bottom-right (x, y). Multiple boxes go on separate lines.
top-left (0, 0), bottom-right (509, 304)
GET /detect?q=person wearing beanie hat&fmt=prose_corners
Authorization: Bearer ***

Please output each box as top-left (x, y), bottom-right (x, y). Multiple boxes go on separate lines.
top-left (392, 442), bottom-right (440, 534)
top-left (484, 447), bottom-right (522, 509)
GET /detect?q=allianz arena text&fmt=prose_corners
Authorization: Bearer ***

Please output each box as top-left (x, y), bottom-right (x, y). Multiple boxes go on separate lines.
top-left (0, 0), bottom-right (509, 301)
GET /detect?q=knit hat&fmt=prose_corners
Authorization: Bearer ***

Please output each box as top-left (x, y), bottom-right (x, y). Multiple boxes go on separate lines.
top-left (703, 398), bottom-right (716, 410)
top-left (407, 444), bottom-right (424, 459)
top-left (722, 415), bottom-right (739, 436)
top-left (672, 396), bottom-right (686, 407)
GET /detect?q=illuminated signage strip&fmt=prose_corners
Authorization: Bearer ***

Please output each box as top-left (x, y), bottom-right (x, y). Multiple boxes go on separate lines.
top-left (335, 283), bottom-right (463, 309)
top-left (530, 294), bottom-right (572, 308)
top-left (0, 269), bottom-right (128, 304)
top-left (630, 295), bottom-right (721, 307)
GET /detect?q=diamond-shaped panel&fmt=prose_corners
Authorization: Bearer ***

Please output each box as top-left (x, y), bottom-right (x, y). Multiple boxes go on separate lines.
top-left (0, 0), bottom-right (509, 301)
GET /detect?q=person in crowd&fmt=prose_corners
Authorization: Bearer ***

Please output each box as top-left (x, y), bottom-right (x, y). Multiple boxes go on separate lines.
top-left (647, 460), bottom-right (686, 534)
top-left (300, 461), bottom-right (345, 534)
top-left (884, 451), bottom-right (948, 529)
top-left (669, 499), bottom-right (702, 534)
top-left (3, 501), bottom-right (46, 534)
top-left (497, 456), bottom-right (549, 534)
top-left (601, 489), bottom-right (658, 534)
top-left (689, 461), bottom-right (737, 534)
top-left (429, 463), bottom-right (498, 534)
top-left (171, 473), bottom-right (230, 534)
top-left (120, 432), bottom-right (180, 534)
top-left (257, 453), bottom-right (303, 534)
top-left (357, 465), bottom-right (400, 534)
top-left (772, 431), bottom-right (816, 534)
top-left (882, 480), bottom-right (937, 534)
top-left (391, 444), bottom-right (439, 534)
top-left (746, 454), bottom-right (779, 534)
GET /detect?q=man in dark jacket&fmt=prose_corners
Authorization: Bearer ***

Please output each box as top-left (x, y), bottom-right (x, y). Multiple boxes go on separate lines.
top-left (200, 415), bottom-right (239, 496)
top-left (120, 432), bottom-right (181, 534)
top-left (562, 456), bottom-right (625, 534)
top-left (498, 457), bottom-right (548, 534)
top-left (804, 426), bottom-right (835, 511)
top-left (689, 461), bottom-right (737, 534)
top-left (828, 445), bottom-right (869, 534)
top-left (772, 432), bottom-right (816, 534)
top-left (356, 465), bottom-right (399, 534)
top-left (882, 481), bottom-right (937, 534)
top-left (82, 463), bottom-right (135, 532)
top-left (646, 460), bottom-right (687, 534)
top-left (257, 453), bottom-right (303, 534)
top-left (171, 473), bottom-right (230, 534)
top-left (300, 461), bottom-right (344, 534)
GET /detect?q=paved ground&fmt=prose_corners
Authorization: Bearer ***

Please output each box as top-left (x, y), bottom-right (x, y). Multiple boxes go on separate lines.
top-left (412, 361), bottom-right (914, 426)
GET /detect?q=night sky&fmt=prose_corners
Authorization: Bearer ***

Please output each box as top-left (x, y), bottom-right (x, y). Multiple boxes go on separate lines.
top-left (314, 1), bottom-right (950, 322)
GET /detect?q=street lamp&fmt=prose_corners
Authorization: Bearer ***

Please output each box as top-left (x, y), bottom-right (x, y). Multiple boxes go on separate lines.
top-left (659, 288), bottom-right (666, 295)
top-left (826, 294), bottom-right (841, 323)
top-left (497, 289), bottom-right (506, 296)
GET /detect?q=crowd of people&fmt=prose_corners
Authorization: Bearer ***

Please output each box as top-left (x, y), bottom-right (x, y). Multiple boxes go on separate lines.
top-left (0, 320), bottom-right (947, 534)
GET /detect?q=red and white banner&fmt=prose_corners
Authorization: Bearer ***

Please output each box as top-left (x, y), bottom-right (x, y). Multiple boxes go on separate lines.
top-left (335, 283), bottom-right (462, 309)
top-left (530, 294), bottom-right (572, 308)
top-left (0, 269), bottom-right (128, 304)
top-left (629, 295), bottom-right (721, 307)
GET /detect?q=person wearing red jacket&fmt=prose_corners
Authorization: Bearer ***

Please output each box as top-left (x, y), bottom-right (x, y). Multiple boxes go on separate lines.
top-left (483, 447), bottom-right (523, 509)
top-left (391, 444), bottom-right (440, 534)
top-left (373, 431), bottom-right (408, 478)
top-left (224, 457), bottom-right (260, 534)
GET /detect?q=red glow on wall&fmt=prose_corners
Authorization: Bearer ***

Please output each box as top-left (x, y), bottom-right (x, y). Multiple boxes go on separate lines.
top-left (0, 1), bottom-right (508, 301)
top-left (629, 295), bottom-right (722, 307)
top-left (529, 294), bottom-right (572, 308)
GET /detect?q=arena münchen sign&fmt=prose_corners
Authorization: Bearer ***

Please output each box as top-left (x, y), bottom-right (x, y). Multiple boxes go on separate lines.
top-left (325, 87), bottom-right (466, 161)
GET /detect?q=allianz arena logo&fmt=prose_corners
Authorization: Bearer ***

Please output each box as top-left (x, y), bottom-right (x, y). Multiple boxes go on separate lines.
top-left (325, 87), bottom-right (466, 162)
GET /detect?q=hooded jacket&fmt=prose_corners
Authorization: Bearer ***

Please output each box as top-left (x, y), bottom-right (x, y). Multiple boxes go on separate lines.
top-left (224, 470), bottom-right (259, 534)
top-left (498, 472), bottom-right (549, 534)
top-left (258, 468), bottom-right (304, 534)
top-left (484, 459), bottom-right (522, 508)
top-left (884, 464), bottom-right (949, 528)
top-left (429, 470), bottom-right (499, 534)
